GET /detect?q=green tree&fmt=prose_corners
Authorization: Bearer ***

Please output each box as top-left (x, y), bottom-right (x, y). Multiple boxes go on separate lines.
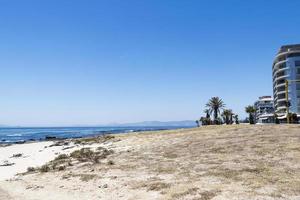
top-left (222, 109), bottom-right (233, 125)
top-left (200, 117), bottom-right (210, 126)
top-left (203, 109), bottom-right (211, 125)
top-left (234, 115), bottom-right (239, 124)
top-left (204, 109), bottom-right (210, 119)
top-left (206, 97), bottom-right (225, 125)
top-left (288, 113), bottom-right (299, 124)
top-left (245, 105), bottom-right (256, 124)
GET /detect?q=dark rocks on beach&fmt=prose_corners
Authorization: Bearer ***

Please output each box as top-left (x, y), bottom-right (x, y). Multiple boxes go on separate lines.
top-left (15, 140), bottom-right (26, 144)
top-left (45, 136), bottom-right (67, 141)
top-left (11, 153), bottom-right (23, 158)
top-left (0, 160), bottom-right (15, 167)
top-left (45, 136), bottom-right (57, 140)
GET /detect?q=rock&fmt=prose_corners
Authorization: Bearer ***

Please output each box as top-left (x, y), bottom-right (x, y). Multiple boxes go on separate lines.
top-left (15, 140), bottom-right (25, 144)
top-left (0, 160), bottom-right (15, 167)
top-left (99, 184), bottom-right (108, 189)
top-left (45, 136), bottom-right (57, 140)
top-left (11, 153), bottom-right (23, 158)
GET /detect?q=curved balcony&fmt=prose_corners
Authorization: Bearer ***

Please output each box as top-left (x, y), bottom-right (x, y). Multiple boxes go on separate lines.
top-left (273, 67), bottom-right (289, 76)
top-left (275, 49), bottom-right (300, 60)
top-left (277, 106), bottom-right (287, 111)
top-left (273, 74), bottom-right (289, 84)
top-left (272, 60), bottom-right (287, 71)
top-left (277, 98), bottom-right (288, 103)
top-left (275, 82), bottom-right (286, 88)
top-left (276, 90), bottom-right (289, 95)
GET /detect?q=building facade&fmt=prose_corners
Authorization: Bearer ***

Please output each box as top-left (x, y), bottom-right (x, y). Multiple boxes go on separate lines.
top-left (273, 44), bottom-right (300, 119)
top-left (254, 96), bottom-right (274, 123)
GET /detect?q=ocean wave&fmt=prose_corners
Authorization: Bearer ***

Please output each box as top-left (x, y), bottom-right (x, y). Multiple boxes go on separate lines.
top-left (7, 134), bottom-right (23, 137)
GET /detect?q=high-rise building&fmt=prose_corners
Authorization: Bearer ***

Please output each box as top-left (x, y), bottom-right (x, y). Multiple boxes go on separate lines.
top-left (273, 44), bottom-right (300, 119)
top-left (254, 96), bottom-right (274, 123)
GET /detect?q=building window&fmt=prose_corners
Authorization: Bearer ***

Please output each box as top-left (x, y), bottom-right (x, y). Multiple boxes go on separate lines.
top-left (295, 60), bottom-right (300, 67)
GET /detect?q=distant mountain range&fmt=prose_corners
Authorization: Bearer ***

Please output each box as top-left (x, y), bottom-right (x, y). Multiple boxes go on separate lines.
top-left (108, 120), bottom-right (197, 127)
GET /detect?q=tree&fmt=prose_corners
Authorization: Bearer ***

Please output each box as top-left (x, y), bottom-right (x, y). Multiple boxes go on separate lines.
top-left (222, 109), bottom-right (233, 125)
top-left (204, 109), bottom-right (211, 119)
top-left (234, 115), bottom-right (239, 124)
top-left (206, 97), bottom-right (225, 125)
top-left (288, 113), bottom-right (299, 124)
top-left (203, 109), bottom-right (211, 125)
top-left (245, 105), bottom-right (256, 124)
top-left (200, 117), bottom-right (210, 126)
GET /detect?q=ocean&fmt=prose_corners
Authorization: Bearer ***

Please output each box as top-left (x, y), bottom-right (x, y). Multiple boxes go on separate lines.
top-left (0, 126), bottom-right (192, 144)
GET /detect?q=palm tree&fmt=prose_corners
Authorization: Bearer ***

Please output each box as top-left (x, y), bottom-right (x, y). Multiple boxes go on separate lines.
top-left (222, 109), bottom-right (233, 124)
top-left (245, 105), bottom-right (256, 124)
top-left (206, 97), bottom-right (225, 124)
top-left (203, 109), bottom-right (210, 119)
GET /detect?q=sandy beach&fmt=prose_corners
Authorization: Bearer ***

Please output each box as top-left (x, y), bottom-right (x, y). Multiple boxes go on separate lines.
top-left (0, 125), bottom-right (300, 200)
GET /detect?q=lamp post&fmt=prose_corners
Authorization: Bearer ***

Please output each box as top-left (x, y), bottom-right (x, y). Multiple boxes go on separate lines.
top-left (285, 79), bottom-right (300, 124)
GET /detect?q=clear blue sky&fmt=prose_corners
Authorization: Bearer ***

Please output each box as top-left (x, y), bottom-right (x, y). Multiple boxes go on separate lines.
top-left (0, 0), bottom-right (299, 126)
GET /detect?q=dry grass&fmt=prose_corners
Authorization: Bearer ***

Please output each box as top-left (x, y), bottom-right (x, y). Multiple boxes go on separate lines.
top-left (113, 124), bottom-right (300, 199)
top-left (10, 125), bottom-right (300, 199)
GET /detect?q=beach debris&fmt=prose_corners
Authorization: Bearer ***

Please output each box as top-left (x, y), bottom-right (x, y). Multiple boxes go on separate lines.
top-left (0, 160), bottom-right (15, 167)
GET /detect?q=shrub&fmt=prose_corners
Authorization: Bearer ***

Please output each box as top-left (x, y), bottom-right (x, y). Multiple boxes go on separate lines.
top-left (58, 165), bottom-right (66, 171)
top-left (39, 164), bottom-right (50, 173)
top-left (107, 160), bottom-right (115, 165)
top-left (27, 167), bottom-right (35, 172)
top-left (54, 154), bottom-right (69, 160)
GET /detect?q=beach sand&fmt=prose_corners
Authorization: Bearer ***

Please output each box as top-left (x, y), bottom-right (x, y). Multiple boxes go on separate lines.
top-left (0, 125), bottom-right (300, 199)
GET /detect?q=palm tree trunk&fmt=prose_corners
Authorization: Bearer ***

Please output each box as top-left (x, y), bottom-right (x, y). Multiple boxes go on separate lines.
top-left (214, 108), bottom-right (218, 124)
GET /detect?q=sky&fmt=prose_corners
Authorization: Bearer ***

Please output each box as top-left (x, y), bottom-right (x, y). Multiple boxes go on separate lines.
top-left (0, 0), bottom-right (300, 126)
